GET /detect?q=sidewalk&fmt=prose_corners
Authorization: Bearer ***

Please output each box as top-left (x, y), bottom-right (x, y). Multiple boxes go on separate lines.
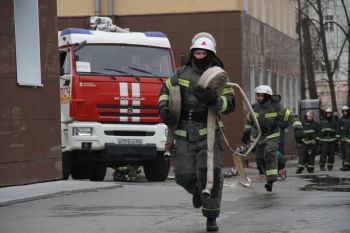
top-left (0, 180), bottom-right (121, 207)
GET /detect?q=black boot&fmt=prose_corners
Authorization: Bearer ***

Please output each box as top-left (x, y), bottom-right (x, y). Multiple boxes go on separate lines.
top-left (340, 166), bottom-right (350, 171)
top-left (192, 190), bottom-right (202, 209)
top-left (327, 165), bottom-right (333, 171)
top-left (320, 165), bottom-right (326, 171)
top-left (296, 167), bottom-right (304, 174)
top-left (264, 181), bottom-right (273, 192)
top-left (206, 218), bottom-right (219, 232)
top-left (307, 167), bottom-right (314, 173)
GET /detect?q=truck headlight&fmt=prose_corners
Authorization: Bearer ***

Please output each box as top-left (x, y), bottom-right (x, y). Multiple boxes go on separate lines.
top-left (72, 127), bottom-right (93, 136)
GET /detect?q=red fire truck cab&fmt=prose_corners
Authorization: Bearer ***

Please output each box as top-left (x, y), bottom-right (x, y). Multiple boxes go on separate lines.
top-left (59, 28), bottom-right (175, 181)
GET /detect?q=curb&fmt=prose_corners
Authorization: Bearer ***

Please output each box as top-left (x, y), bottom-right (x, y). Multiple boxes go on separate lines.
top-left (0, 182), bottom-right (122, 207)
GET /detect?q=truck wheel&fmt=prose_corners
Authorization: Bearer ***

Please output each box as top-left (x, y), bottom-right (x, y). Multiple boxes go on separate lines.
top-left (90, 163), bottom-right (107, 181)
top-left (71, 159), bottom-right (92, 179)
top-left (143, 152), bottom-right (170, 181)
top-left (62, 152), bottom-right (72, 180)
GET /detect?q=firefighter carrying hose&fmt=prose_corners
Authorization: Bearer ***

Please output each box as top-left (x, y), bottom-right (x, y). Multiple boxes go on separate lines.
top-left (337, 106), bottom-right (349, 171)
top-left (241, 85), bottom-right (303, 192)
top-left (296, 111), bottom-right (320, 174)
top-left (158, 32), bottom-right (235, 232)
top-left (319, 108), bottom-right (338, 171)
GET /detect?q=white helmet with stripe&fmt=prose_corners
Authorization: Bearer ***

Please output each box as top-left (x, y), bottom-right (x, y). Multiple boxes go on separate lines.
top-left (190, 32), bottom-right (217, 54)
top-left (325, 108), bottom-right (332, 113)
top-left (255, 85), bottom-right (273, 95)
top-left (342, 106), bottom-right (349, 111)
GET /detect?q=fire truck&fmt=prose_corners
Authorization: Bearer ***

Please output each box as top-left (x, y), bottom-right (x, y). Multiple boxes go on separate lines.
top-left (59, 26), bottom-right (175, 181)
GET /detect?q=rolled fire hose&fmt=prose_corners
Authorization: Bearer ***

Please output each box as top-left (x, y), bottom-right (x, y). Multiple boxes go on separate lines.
top-left (164, 86), bottom-right (181, 157)
top-left (197, 67), bottom-right (262, 192)
top-left (197, 66), bottom-right (229, 196)
top-left (220, 82), bottom-right (261, 187)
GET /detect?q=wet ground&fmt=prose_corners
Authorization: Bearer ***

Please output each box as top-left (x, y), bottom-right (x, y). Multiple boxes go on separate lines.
top-left (0, 159), bottom-right (350, 233)
top-left (300, 174), bottom-right (350, 192)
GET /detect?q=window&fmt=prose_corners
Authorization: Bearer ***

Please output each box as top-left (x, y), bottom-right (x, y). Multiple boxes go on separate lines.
top-left (324, 22), bottom-right (334, 31)
top-left (250, 66), bottom-right (255, 103)
top-left (13, 0), bottom-right (42, 87)
top-left (258, 68), bottom-right (264, 85)
top-left (59, 50), bottom-right (71, 75)
top-left (324, 15), bottom-right (334, 31)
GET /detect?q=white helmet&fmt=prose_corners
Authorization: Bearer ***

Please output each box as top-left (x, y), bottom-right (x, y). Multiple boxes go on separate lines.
top-left (190, 32), bottom-right (216, 53)
top-left (255, 85), bottom-right (273, 95)
top-left (342, 106), bottom-right (349, 111)
top-left (325, 108), bottom-right (332, 113)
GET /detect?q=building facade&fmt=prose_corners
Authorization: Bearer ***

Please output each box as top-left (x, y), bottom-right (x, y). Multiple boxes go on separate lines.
top-left (0, 0), bottom-right (61, 186)
top-left (57, 0), bottom-right (299, 164)
top-left (310, 0), bottom-right (350, 113)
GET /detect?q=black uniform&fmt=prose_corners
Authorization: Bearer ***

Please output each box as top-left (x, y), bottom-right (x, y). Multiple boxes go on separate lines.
top-left (296, 118), bottom-right (320, 173)
top-left (158, 60), bottom-right (235, 219)
top-left (337, 115), bottom-right (349, 169)
top-left (341, 118), bottom-right (350, 170)
top-left (243, 97), bottom-right (302, 191)
top-left (319, 116), bottom-right (337, 170)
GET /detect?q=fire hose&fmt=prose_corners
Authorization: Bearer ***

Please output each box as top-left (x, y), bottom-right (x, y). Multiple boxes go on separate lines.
top-left (165, 66), bottom-right (261, 194)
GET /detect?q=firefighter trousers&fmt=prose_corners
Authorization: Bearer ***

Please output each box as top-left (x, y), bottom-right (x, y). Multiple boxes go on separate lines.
top-left (298, 144), bottom-right (316, 172)
top-left (255, 138), bottom-right (279, 182)
top-left (344, 142), bottom-right (350, 168)
top-left (319, 141), bottom-right (336, 170)
top-left (174, 132), bottom-right (224, 219)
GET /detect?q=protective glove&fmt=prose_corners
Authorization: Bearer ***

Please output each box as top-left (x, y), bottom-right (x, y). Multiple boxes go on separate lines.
top-left (193, 86), bottom-right (218, 105)
top-left (160, 108), bottom-right (177, 126)
top-left (241, 131), bottom-right (250, 144)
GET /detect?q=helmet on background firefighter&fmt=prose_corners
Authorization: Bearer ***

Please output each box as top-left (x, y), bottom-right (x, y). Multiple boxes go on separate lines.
top-left (306, 110), bottom-right (314, 122)
top-left (255, 85), bottom-right (273, 95)
top-left (325, 108), bottom-right (332, 113)
top-left (342, 106), bottom-right (349, 112)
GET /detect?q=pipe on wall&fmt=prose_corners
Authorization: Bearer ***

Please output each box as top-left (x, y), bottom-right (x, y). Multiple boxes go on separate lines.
top-left (108, 0), bottom-right (114, 15)
top-left (95, 0), bottom-right (101, 16)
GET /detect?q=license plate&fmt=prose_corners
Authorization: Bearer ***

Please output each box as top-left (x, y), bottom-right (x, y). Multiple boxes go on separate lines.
top-left (116, 139), bottom-right (143, 145)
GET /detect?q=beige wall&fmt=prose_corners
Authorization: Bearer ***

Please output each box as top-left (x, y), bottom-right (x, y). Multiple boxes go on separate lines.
top-left (57, 0), bottom-right (296, 37)
top-left (57, 0), bottom-right (95, 16)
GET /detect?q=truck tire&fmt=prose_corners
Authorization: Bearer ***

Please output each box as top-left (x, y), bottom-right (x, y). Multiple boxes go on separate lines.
top-left (143, 153), bottom-right (170, 181)
top-left (71, 156), bottom-right (92, 180)
top-left (90, 163), bottom-right (107, 181)
top-left (62, 151), bottom-right (72, 180)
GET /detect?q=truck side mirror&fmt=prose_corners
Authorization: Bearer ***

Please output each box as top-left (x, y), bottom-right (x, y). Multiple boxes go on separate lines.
top-left (60, 67), bottom-right (65, 76)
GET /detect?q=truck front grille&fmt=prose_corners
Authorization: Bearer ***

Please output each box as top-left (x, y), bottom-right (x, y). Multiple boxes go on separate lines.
top-left (104, 131), bottom-right (155, 136)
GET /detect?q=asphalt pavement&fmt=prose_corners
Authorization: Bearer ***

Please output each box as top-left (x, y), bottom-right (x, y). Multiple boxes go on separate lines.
top-left (0, 155), bottom-right (349, 207)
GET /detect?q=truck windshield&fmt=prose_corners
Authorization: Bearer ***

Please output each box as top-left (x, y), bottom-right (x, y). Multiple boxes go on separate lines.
top-left (75, 44), bottom-right (173, 77)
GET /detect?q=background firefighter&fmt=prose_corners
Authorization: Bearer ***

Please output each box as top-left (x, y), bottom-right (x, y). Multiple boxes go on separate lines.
top-left (241, 85), bottom-right (303, 192)
top-left (337, 106), bottom-right (349, 171)
top-left (341, 114), bottom-right (350, 171)
top-left (158, 32), bottom-right (235, 232)
top-left (296, 111), bottom-right (320, 174)
top-left (319, 108), bottom-right (338, 171)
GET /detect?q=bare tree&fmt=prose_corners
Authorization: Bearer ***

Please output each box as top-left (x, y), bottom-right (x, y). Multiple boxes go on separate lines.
top-left (301, 0), bottom-right (349, 111)
top-left (297, 0), bottom-right (307, 99)
top-left (302, 17), bottom-right (318, 98)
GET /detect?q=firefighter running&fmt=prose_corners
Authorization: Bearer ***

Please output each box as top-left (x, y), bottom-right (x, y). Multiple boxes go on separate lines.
top-left (296, 111), bottom-right (320, 174)
top-left (319, 108), bottom-right (338, 171)
top-left (158, 32), bottom-right (235, 232)
top-left (241, 85), bottom-right (303, 192)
